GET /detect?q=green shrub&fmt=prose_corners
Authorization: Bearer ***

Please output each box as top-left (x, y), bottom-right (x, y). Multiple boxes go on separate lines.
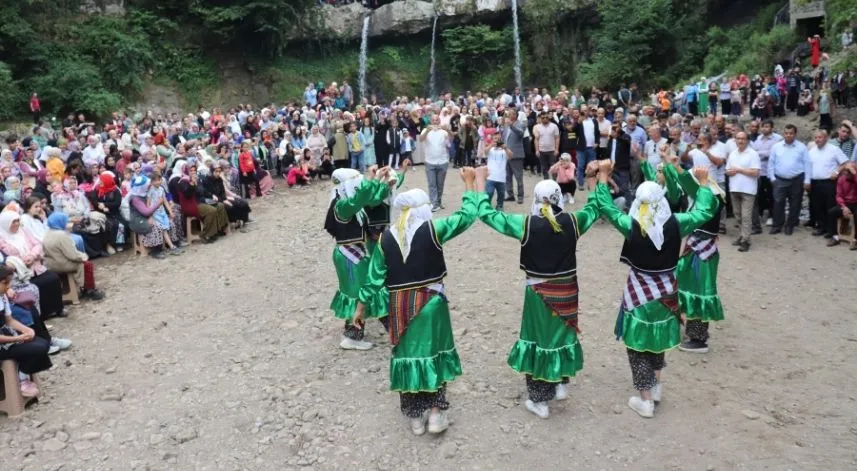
top-left (0, 62), bottom-right (23, 121)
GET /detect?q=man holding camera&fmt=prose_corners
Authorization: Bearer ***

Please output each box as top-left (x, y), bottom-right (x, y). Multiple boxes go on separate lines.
top-left (500, 108), bottom-right (526, 204)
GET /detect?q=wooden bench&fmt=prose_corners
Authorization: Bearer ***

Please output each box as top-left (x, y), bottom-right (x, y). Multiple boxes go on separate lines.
top-left (185, 217), bottom-right (202, 244)
top-left (0, 360), bottom-right (39, 417)
top-left (838, 215), bottom-right (856, 245)
top-left (58, 272), bottom-right (80, 305)
top-left (132, 232), bottom-right (149, 256)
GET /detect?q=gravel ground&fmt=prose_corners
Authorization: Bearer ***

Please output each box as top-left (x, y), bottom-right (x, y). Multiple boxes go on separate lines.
top-left (1, 171), bottom-right (856, 471)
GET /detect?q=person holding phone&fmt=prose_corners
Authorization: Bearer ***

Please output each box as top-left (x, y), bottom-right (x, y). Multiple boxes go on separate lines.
top-left (485, 133), bottom-right (511, 211)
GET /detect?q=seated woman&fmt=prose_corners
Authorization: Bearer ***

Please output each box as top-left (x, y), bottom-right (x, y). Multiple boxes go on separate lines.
top-left (176, 162), bottom-right (229, 243)
top-left (4, 176), bottom-right (21, 205)
top-left (147, 171), bottom-right (185, 249)
top-left (42, 212), bottom-right (104, 299)
top-left (0, 211), bottom-right (65, 318)
top-left (128, 175), bottom-right (179, 258)
top-left (287, 149), bottom-right (318, 187)
top-left (202, 162), bottom-right (251, 225)
top-left (89, 172), bottom-right (126, 252)
top-left (0, 266), bottom-right (52, 398)
top-left (51, 177), bottom-right (110, 257)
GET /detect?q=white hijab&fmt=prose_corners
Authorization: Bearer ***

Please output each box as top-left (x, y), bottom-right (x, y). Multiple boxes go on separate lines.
top-left (331, 168), bottom-right (365, 225)
top-left (391, 189), bottom-right (433, 261)
top-left (530, 180), bottom-right (565, 233)
top-left (0, 211), bottom-right (28, 255)
top-left (20, 213), bottom-right (48, 242)
top-left (630, 181), bottom-right (672, 250)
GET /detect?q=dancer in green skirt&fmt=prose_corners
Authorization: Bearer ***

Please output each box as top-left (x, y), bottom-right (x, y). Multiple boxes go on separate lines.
top-left (474, 167), bottom-right (601, 419)
top-left (662, 161), bottom-right (727, 354)
top-left (325, 167), bottom-right (396, 350)
top-left (354, 168), bottom-right (480, 436)
top-left (594, 160), bottom-right (715, 418)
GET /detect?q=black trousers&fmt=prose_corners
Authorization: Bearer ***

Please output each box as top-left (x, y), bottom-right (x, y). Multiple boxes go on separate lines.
top-left (240, 173), bottom-right (261, 199)
top-left (810, 179), bottom-right (838, 235)
top-left (0, 337), bottom-right (52, 375)
top-left (754, 175), bottom-right (773, 229)
top-left (828, 203), bottom-right (857, 237)
top-left (688, 101), bottom-right (698, 116)
top-left (771, 174), bottom-right (804, 230)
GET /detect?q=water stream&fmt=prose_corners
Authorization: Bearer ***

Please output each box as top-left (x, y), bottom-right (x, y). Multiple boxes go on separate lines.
top-left (358, 15), bottom-right (371, 102)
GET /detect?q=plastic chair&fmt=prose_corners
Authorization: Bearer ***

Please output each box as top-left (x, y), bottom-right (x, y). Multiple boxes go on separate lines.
top-left (0, 360), bottom-right (39, 417)
top-left (59, 272), bottom-right (80, 305)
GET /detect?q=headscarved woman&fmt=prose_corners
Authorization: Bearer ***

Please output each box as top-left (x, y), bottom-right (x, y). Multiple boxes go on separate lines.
top-left (43, 212), bottom-right (104, 299)
top-left (90, 172), bottom-right (125, 252)
top-left (202, 161), bottom-right (251, 224)
top-left (353, 168), bottom-right (480, 436)
top-left (593, 161), bottom-right (715, 418)
top-left (128, 175), bottom-right (172, 258)
top-left (51, 176), bottom-right (109, 257)
top-left (176, 161), bottom-right (229, 243)
top-left (475, 173), bottom-right (602, 420)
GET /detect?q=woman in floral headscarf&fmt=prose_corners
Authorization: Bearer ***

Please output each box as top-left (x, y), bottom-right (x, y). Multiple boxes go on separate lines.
top-left (90, 172), bottom-right (125, 252)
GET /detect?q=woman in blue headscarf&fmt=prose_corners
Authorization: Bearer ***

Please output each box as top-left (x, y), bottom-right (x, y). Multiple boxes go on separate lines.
top-left (42, 212), bottom-right (104, 300)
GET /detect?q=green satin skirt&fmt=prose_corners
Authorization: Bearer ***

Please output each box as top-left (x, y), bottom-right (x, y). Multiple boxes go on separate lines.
top-left (676, 251), bottom-right (724, 322)
top-left (329, 247), bottom-right (383, 320)
top-left (617, 298), bottom-right (682, 354)
top-left (389, 295), bottom-right (462, 393)
top-left (506, 287), bottom-right (584, 383)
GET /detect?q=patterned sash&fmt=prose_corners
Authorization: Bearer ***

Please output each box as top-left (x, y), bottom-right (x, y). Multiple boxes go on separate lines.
top-left (338, 243), bottom-right (367, 265)
top-left (683, 233), bottom-right (718, 261)
top-left (531, 275), bottom-right (580, 332)
top-left (616, 268), bottom-right (681, 340)
top-left (387, 287), bottom-right (439, 346)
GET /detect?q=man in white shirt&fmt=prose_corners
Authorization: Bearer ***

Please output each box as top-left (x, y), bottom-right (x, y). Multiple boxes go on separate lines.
top-left (419, 115), bottom-right (454, 212)
top-left (807, 129), bottom-right (850, 237)
top-left (643, 125), bottom-right (668, 167)
top-left (725, 132), bottom-right (761, 251)
top-left (532, 112), bottom-right (559, 180)
top-left (485, 133), bottom-right (511, 211)
top-left (82, 135), bottom-right (106, 167)
top-left (596, 107), bottom-right (612, 160)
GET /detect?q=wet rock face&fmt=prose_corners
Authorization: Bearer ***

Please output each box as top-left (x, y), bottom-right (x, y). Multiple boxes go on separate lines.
top-left (79, 0), bottom-right (126, 16)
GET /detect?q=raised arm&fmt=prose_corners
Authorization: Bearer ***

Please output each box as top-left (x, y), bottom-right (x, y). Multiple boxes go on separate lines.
top-left (675, 168), bottom-right (717, 237)
top-left (640, 159), bottom-right (657, 183)
top-left (593, 161), bottom-right (632, 238)
top-left (433, 168), bottom-right (479, 244)
top-left (572, 189), bottom-right (601, 236)
top-left (667, 163), bottom-right (700, 198)
top-left (334, 179), bottom-right (384, 221)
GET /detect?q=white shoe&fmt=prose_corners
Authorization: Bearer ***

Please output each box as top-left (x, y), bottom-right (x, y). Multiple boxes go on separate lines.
top-left (568, 195), bottom-right (575, 205)
top-left (651, 382), bottom-right (662, 403)
top-left (48, 345), bottom-right (60, 355)
top-left (410, 411), bottom-right (428, 436)
top-left (339, 337), bottom-right (374, 350)
top-left (525, 399), bottom-right (550, 419)
top-left (427, 410), bottom-right (449, 434)
top-left (555, 383), bottom-right (569, 401)
top-left (51, 338), bottom-right (72, 351)
top-left (765, 218), bottom-right (773, 227)
top-left (628, 396), bottom-right (654, 418)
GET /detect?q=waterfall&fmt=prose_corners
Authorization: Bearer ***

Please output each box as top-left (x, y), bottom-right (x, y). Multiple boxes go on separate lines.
top-left (429, 14), bottom-right (439, 99)
top-left (358, 15), bottom-right (371, 102)
top-left (511, 0), bottom-right (522, 89)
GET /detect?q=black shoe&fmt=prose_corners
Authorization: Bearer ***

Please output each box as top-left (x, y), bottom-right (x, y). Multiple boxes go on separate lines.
top-left (517, 199), bottom-right (524, 204)
top-left (678, 339), bottom-right (709, 353)
top-left (504, 196), bottom-right (515, 202)
top-left (751, 227), bottom-right (762, 235)
top-left (718, 225), bottom-right (727, 235)
top-left (784, 226), bottom-right (794, 235)
top-left (83, 289), bottom-right (105, 301)
top-left (769, 228), bottom-right (782, 234)
top-left (812, 229), bottom-right (825, 236)
top-left (803, 220), bottom-right (815, 227)
top-left (731, 238), bottom-right (743, 246)
top-left (738, 241), bottom-right (750, 252)
top-left (823, 233), bottom-right (833, 239)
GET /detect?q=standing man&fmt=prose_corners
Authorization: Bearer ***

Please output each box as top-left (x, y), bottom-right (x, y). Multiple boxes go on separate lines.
top-left (685, 82), bottom-right (699, 116)
top-left (725, 132), bottom-right (761, 252)
top-left (420, 115), bottom-right (454, 212)
top-left (596, 107), bottom-right (612, 160)
top-left (768, 124), bottom-right (811, 235)
top-left (624, 114), bottom-right (647, 192)
top-left (29, 93), bottom-right (40, 124)
top-left (576, 105), bottom-right (598, 188)
top-left (501, 109), bottom-right (526, 204)
top-left (608, 122), bottom-right (634, 209)
top-left (808, 129), bottom-right (850, 238)
top-left (341, 81), bottom-right (354, 109)
top-left (830, 120), bottom-right (857, 162)
top-left (751, 119), bottom-right (782, 232)
top-left (643, 125), bottom-right (668, 168)
top-left (533, 112), bottom-right (560, 180)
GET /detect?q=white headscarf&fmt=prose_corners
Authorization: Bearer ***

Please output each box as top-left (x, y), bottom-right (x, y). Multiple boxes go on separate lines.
top-left (0, 211), bottom-right (28, 255)
top-left (170, 160), bottom-right (187, 182)
top-left (330, 169), bottom-right (363, 203)
top-left (530, 180), bottom-right (565, 233)
top-left (629, 181), bottom-right (672, 250)
top-left (391, 189), bottom-right (433, 261)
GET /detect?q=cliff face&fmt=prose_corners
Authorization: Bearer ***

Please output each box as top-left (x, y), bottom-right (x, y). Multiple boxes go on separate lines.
top-left (318, 0), bottom-right (592, 39)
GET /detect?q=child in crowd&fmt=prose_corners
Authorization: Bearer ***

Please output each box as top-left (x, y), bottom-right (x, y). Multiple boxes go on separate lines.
top-left (485, 133), bottom-right (511, 211)
top-left (549, 153), bottom-right (577, 205)
top-left (147, 171), bottom-right (182, 254)
top-left (399, 131), bottom-right (414, 170)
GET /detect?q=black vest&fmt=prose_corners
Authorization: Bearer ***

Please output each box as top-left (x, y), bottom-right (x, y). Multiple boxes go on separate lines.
top-left (519, 211), bottom-right (578, 278)
top-left (381, 222), bottom-right (447, 291)
top-left (365, 202), bottom-right (391, 228)
top-left (324, 198), bottom-right (366, 245)
top-left (693, 196), bottom-right (723, 237)
top-left (619, 216), bottom-right (681, 272)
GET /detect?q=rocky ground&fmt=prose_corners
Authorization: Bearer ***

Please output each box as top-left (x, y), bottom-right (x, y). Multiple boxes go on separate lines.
top-left (1, 169), bottom-right (856, 471)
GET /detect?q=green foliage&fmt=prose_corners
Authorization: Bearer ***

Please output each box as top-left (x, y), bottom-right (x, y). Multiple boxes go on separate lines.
top-left (441, 25), bottom-right (512, 82)
top-left (0, 62), bottom-right (22, 120)
top-left (31, 58), bottom-right (122, 115)
top-left (826, 0), bottom-right (857, 84)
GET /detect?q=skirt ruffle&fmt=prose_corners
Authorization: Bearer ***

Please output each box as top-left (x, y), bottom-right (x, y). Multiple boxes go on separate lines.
top-left (678, 290), bottom-right (724, 322)
top-left (389, 296), bottom-right (461, 392)
top-left (676, 251), bottom-right (724, 322)
top-left (617, 300), bottom-right (682, 354)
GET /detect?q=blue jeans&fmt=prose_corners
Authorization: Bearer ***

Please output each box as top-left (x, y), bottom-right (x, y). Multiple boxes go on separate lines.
top-left (485, 180), bottom-right (506, 210)
top-left (576, 147), bottom-right (597, 185)
top-left (425, 163), bottom-right (449, 207)
top-left (350, 151), bottom-right (365, 173)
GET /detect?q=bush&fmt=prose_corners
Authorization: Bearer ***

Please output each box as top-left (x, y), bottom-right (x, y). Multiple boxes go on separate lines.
top-left (0, 62), bottom-right (23, 121)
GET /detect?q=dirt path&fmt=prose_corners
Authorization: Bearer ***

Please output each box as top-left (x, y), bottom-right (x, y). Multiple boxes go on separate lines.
top-left (2, 173), bottom-right (855, 470)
